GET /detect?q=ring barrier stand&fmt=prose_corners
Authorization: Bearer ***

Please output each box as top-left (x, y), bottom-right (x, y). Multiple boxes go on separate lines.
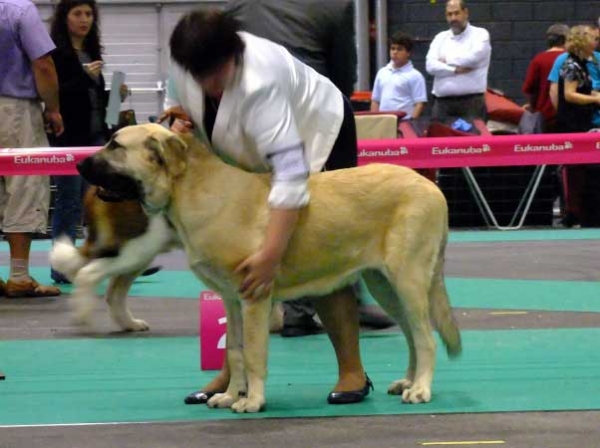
top-left (357, 132), bottom-right (600, 230)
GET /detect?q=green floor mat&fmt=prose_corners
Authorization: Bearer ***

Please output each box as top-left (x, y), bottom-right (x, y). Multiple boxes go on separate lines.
top-left (3, 268), bottom-right (598, 314)
top-left (448, 228), bottom-right (600, 243)
top-left (1, 328), bottom-right (600, 425)
top-left (5, 228), bottom-right (599, 255)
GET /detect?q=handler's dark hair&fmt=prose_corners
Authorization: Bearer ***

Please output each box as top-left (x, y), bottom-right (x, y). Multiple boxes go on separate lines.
top-left (389, 31), bottom-right (414, 53)
top-left (169, 9), bottom-right (245, 78)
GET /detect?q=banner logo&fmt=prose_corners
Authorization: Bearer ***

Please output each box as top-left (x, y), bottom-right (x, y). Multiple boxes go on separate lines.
top-left (358, 147), bottom-right (409, 157)
top-left (514, 142), bottom-right (573, 153)
top-left (13, 154), bottom-right (75, 164)
top-left (431, 144), bottom-right (491, 156)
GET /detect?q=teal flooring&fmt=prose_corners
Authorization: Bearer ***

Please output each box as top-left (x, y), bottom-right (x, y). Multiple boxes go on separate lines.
top-left (1, 328), bottom-right (600, 425)
top-left (1, 229), bottom-right (599, 425)
top-left (3, 267), bottom-right (598, 314)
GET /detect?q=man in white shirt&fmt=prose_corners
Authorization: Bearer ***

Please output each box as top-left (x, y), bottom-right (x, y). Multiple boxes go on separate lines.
top-left (426, 0), bottom-right (491, 121)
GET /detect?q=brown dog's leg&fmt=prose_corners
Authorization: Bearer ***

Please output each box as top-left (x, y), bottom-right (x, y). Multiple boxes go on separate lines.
top-left (314, 286), bottom-right (366, 392)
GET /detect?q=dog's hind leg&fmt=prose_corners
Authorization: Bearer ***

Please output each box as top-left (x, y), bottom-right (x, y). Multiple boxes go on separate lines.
top-left (106, 271), bottom-right (149, 332)
top-left (362, 269), bottom-right (416, 395)
top-left (231, 297), bottom-right (271, 413)
top-left (390, 266), bottom-right (436, 404)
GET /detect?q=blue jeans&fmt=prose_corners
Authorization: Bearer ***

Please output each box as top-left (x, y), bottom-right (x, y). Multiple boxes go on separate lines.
top-left (51, 135), bottom-right (105, 281)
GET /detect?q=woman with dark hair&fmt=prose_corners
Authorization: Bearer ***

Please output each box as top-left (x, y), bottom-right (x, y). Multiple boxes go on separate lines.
top-left (48, 0), bottom-right (127, 283)
top-left (164, 9), bottom-right (372, 406)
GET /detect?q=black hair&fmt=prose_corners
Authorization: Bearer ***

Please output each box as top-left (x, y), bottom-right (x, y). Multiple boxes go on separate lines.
top-left (169, 9), bottom-right (245, 78)
top-left (50, 0), bottom-right (103, 60)
top-left (389, 31), bottom-right (414, 53)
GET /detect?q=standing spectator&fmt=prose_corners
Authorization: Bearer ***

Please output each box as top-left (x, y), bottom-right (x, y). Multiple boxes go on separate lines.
top-left (425, 0), bottom-right (491, 121)
top-left (549, 23), bottom-right (600, 128)
top-left (165, 9), bottom-right (374, 406)
top-left (522, 24), bottom-right (569, 133)
top-left (554, 25), bottom-right (600, 227)
top-left (225, 0), bottom-right (395, 338)
top-left (371, 31), bottom-right (427, 119)
top-left (0, 0), bottom-right (63, 297)
top-left (555, 25), bottom-right (600, 133)
top-left (48, 0), bottom-right (128, 283)
top-left (225, 0), bottom-right (356, 98)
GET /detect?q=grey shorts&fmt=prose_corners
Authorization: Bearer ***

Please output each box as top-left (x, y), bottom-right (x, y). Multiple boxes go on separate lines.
top-left (0, 97), bottom-right (51, 233)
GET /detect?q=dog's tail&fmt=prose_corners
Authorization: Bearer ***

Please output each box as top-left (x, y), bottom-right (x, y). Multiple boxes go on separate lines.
top-left (49, 237), bottom-right (88, 282)
top-left (429, 227), bottom-right (462, 359)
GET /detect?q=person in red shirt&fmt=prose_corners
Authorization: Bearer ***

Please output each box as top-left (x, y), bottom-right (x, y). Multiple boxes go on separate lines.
top-left (522, 24), bottom-right (569, 132)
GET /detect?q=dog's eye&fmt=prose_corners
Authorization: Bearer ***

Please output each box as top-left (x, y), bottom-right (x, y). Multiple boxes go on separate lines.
top-left (106, 139), bottom-right (123, 151)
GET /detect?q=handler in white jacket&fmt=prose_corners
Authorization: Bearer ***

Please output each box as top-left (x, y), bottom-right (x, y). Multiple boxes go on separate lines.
top-left (163, 9), bottom-right (371, 407)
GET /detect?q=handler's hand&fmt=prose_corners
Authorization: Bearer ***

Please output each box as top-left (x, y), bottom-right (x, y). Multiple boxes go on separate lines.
top-left (235, 250), bottom-right (277, 301)
top-left (158, 106), bottom-right (191, 125)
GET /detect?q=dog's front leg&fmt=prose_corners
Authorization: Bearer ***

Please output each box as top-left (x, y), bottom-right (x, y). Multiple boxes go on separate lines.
top-left (207, 295), bottom-right (247, 409)
top-left (106, 271), bottom-right (149, 331)
top-left (231, 297), bottom-right (272, 413)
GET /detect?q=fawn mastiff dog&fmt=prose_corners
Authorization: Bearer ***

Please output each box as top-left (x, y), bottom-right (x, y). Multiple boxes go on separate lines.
top-left (76, 123), bottom-right (462, 412)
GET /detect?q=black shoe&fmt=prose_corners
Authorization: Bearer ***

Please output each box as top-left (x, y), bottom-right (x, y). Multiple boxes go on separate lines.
top-left (561, 213), bottom-right (580, 228)
top-left (184, 390), bottom-right (216, 405)
top-left (280, 318), bottom-right (324, 338)
top-left (141, 266), bottom-right (162, 277)
top-left (358, 305), bottom-right (396, 329)
top-left (51, 272), bottom-right (71, 284)
top-left (327, 375), bottom-right (374, 404)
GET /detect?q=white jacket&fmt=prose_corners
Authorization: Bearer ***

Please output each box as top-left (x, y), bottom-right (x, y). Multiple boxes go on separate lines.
top-left (167, 32), bottom-right (344, 175)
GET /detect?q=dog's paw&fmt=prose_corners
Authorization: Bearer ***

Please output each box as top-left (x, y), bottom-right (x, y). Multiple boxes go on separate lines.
top-left (122, 319), bottom-right (150, 332)
top-left (231, 397), bottom-right (265, 413)
top-left (207, 393), bottom-right (237, 409)
top-left (72, 309), bottom-right (94, 327)
top-left (387, 379), bottom-right (413, 395)
top-left (401, 383), bottom-right (431, 404)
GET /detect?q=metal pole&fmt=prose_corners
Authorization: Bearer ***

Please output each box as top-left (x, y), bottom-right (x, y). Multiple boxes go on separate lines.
top-left (354, 0), bottom-right (370, 91)
top-left (375, 0), bottom-right (388, 70)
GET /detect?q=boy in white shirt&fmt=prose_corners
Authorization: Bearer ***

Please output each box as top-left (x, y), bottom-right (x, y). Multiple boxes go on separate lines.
top-left (371, 31), bottom-right (427, 119)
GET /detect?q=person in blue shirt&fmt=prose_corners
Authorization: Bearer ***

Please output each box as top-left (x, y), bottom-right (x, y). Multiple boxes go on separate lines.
top-left (548, 24), bottom-right (600, 127)
top-left (371, 31), bottom-right (427, 119)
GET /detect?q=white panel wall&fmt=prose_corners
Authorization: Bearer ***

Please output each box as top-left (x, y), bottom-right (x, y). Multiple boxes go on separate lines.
top-left (35, 1), bottom-right (226, 123)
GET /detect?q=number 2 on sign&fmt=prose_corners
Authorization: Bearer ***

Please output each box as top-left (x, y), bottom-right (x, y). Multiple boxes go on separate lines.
top-left (217, 317), bottom-right (227, 349)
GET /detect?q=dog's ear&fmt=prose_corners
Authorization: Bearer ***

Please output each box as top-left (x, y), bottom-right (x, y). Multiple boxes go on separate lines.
top-left (144, 134), bottom-right (188, 177)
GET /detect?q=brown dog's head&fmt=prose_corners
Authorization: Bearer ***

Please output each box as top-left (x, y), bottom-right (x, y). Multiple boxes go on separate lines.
top-left (77, 124), bottom-right (188, 213)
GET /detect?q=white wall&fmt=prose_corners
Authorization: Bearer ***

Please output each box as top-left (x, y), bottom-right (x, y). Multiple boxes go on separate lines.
top-left (35, 1), bottom-right (226, 123)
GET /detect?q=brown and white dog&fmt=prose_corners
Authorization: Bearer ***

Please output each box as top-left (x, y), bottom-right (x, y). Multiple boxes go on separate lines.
top-left (76, 123), bottom-right (462, 411)
top-left (49, 187), bottom-right (176, 331)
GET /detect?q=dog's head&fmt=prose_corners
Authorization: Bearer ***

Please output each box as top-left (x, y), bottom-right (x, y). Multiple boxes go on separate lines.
top-left (77, 124), bottom-right (188, 212)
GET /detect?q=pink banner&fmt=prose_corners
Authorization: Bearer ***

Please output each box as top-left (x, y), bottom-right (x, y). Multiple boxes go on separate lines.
top-left (357, 132), bottom-right (600, 169)
top-left (199, 290), bottom-right (227, 371)
top-left (0, 132), bottom-right (599, 176)
top-left (0, 146), bottom-right (100, 175)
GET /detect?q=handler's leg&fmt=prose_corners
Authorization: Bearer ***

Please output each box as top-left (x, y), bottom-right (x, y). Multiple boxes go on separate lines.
top-left (314, 286), bottom-right (371, 403)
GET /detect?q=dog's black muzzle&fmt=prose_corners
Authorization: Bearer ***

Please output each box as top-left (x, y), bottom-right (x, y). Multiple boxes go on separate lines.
top-left (77, 156), bottom-right (143, 201)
